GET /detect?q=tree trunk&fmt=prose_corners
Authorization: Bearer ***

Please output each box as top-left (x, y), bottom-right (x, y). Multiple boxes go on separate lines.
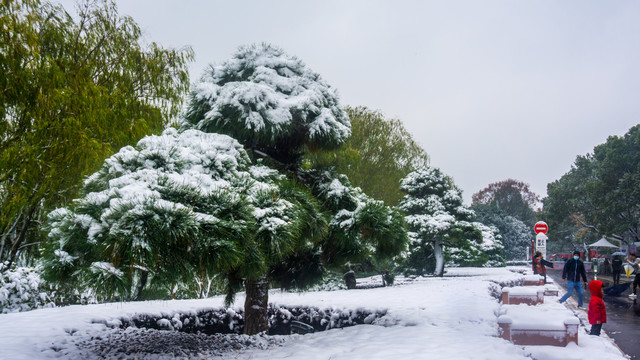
top-left (434, 240), bottom-right (445, 277)
top-left (134, 271), bottom-right (148, 300)
top-left (244, 277), bottom-right (269, 335)
top-left (6, 204), bottom-right (38, 270)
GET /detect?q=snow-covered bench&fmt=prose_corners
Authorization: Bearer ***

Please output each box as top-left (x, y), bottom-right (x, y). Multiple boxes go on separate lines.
top-left (502, 287), bottom-right (544, 305)
top-left (498, 305), bottom-right (580, 346)
top-left (523, 275), bottom-right (544, 286)
top-left (541, 279), bottom-right (559, 296)
top-left (502, 285), bottom-right (559, 304)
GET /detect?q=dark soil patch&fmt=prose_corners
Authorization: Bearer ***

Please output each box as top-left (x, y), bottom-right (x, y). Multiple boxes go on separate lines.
top-left (74, 327), bottom-right (282, 359)
top-left (79, 304), bottom-right (386, 359)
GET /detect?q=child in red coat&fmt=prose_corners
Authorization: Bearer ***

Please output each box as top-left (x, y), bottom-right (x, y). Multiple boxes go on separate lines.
top-left (588, 280), bottom-right (606, 336)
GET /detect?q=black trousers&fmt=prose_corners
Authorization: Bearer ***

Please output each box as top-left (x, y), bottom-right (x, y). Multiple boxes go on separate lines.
top-left (612, 270), bottom-right (620, 285)
top-left (634, 274), bottom-right (640, 294)
top-left (590, 323), bottom-right (602, 336)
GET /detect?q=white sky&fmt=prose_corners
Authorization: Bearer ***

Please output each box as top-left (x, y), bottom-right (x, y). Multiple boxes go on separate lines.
top-left (58, 0), bottom-right (640, 203)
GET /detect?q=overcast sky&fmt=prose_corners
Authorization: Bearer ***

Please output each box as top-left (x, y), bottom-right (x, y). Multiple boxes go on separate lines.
top-left (58, 0), bottom-right (640, 204)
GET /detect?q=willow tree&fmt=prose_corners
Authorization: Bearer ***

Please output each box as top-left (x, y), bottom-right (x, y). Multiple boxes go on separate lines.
top-left (183, 44), bottom-right (407, 334)
top-left (307, 106), bottom-right (429, 205)
top-left (0, 0), bottom-right (193, 270)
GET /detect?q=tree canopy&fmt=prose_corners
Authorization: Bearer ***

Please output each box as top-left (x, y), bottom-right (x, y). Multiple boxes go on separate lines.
top-left (543, 124), bottom-right (640, 247)
top-left (471, 179), bottom-right (540, 225)
top-left (182, 43), bottom-right (350, 166)
top-left (307, 106), bottom-right (429, 205)
top-left (0, 0), bottom-right (193, 270)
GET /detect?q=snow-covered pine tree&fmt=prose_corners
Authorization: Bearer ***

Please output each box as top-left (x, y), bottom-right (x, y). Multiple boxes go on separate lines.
top-left (399, 167), bottom-right (480, 276)
top-left (42, 129), bottom-right (323, 307)
top-left (183, 44), bottom-right (407, 334)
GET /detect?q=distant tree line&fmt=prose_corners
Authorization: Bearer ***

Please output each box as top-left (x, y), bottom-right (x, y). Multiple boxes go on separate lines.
top-left (542, 125), bottom-right (640, 252)
top-left (470, 179), bottom-right (538, 261)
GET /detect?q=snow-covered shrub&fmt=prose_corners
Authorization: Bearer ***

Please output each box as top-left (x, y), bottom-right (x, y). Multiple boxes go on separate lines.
top-left (307, 170), bottom-right (407, 266)
top-left (304, 272), bottom-right (348, 292)
top-left (106, 304), bottom-right (386, 335)
top-left (0, 266), bottom-right (54, 313)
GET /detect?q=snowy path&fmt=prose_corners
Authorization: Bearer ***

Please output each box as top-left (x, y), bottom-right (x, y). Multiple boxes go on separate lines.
top-left (0, 267), bottom-right (629, 359)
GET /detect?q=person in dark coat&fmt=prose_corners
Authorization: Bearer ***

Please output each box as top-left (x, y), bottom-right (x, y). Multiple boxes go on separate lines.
top-left (559, 250), bottom-right (588, 309)
top-left (588, 280), bottom-right (606, 336)
top-left (611, 255), bottom-right (623, 285)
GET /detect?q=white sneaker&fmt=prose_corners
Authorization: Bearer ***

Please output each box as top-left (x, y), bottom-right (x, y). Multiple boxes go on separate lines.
top-left (578, 306), bottom-right (587, 311)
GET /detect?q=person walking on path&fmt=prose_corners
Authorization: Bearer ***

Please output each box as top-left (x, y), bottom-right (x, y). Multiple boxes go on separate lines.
top-left (611, 255), bottom-right (623, 285)
top-left (625, 253), bottom-right (640, 294)
top-left (559, 250), bottom-right (588, 310)
top-left (532, 251), bottom-right (547, 284)
top-left (588, 280), bottom-right (607, 336)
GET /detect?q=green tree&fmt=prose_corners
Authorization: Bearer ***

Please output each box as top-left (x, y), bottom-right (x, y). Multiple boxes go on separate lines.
top-left (399, 166), bottom-right (480, 276)
top-left (543, 124), bottom-right (640, 247)
top-left (184, 44), bottom-right (407, 334)
top-left (471, 179), bottom-right (540, 225)
top-left (307, 107), bottom-right (429, 205)
top-left (0, 0), bottom-right (193, 270)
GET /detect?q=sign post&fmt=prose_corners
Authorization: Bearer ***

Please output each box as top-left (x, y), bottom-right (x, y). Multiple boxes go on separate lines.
top-left (536, 233), bottom-right (548, 259)
top-left (534, 221), bottom-right (548, 235)
top-left (534, 221), bottom-right (549, 259)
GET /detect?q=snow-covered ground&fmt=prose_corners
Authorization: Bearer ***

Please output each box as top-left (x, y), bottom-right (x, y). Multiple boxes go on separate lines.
top-left (0, 267), bottom-right (628, 359)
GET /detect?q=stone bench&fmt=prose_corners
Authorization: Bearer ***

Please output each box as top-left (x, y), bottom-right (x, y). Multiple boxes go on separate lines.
top-left (523, 275), bottom-right (544, 286)
top-left (502, 287), bottom-right (544, 305)
top-left (498, 304), bottom-right (580, 346)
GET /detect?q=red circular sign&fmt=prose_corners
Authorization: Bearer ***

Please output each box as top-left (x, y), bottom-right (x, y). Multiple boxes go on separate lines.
top-left (534, 221), bottom-right (548, 234)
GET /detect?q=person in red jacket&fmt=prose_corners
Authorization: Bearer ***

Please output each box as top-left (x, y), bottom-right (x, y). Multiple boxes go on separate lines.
top-left (588, 280), bottom-right (606, 336)
top-left (532, 251), bottom-right (547, 284)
